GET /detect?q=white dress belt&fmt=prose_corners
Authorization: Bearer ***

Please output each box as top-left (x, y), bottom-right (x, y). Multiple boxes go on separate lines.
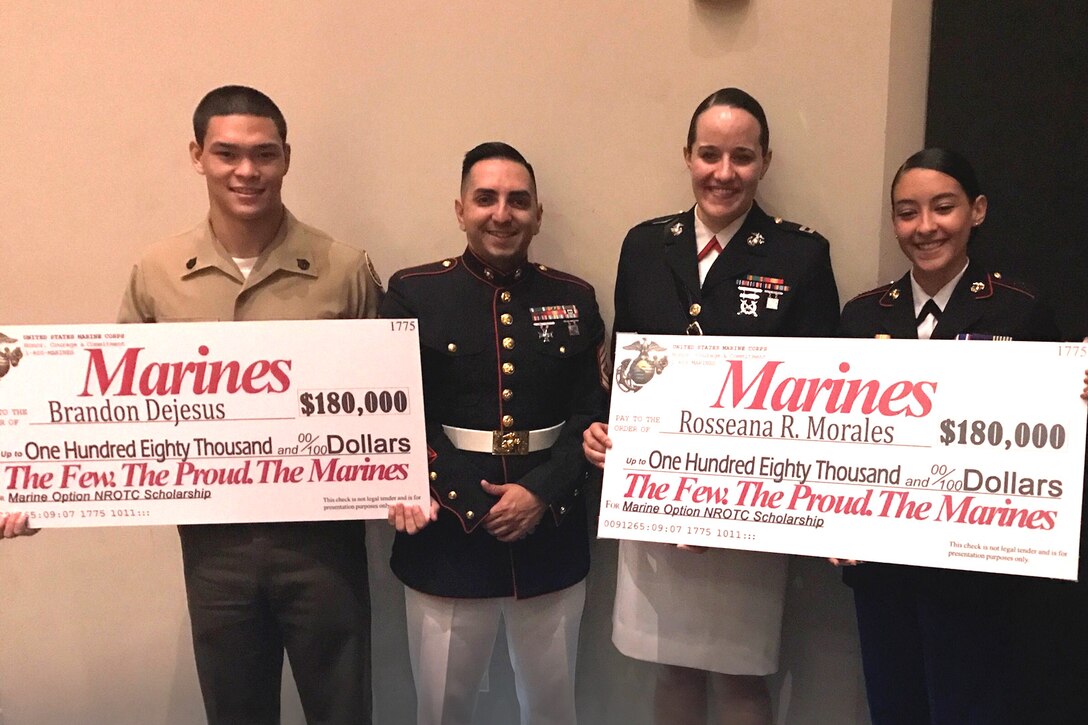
top-left (442, 423), bottom-right (565, 455)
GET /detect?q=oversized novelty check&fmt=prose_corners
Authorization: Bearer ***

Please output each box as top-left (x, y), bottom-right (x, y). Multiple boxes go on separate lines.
top-left (599, 333), bottom-right (1086, 580)
top-left (0, 320), bottom-right (428, 527)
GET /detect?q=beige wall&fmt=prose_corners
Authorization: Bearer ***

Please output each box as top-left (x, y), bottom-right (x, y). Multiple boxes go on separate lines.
top-left (0, 1), bottom-right (930, 723)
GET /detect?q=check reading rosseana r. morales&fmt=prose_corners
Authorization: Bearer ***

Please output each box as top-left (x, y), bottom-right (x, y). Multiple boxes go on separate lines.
top-left (602, 334), bottom-right (1084, 578)
top-left (626, 359), bottom-right (1065, 528)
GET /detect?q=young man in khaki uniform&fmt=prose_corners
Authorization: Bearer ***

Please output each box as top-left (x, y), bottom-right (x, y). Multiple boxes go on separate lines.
top-left (119, 85), bottom-right (382, 725)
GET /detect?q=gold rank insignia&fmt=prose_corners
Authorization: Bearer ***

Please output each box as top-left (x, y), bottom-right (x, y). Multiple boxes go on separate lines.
top-left (670, 222), bottom-right (683, 236)
top-left (971, 281), bottom-right (985, 293)
top-left (889, 288), bottom-right (900, 300)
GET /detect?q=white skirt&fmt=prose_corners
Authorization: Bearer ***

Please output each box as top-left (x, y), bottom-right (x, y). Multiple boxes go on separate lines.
top-left (611, 539), bottom-right (788, 675)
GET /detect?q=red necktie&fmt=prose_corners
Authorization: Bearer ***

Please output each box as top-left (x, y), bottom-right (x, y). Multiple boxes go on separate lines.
top-left (697, 235), bottom-right (721, 261)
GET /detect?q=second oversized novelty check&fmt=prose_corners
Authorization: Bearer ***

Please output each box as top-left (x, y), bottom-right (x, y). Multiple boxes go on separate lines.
top-left (0, 320), bottom-right (428, 527)
top-left (599, 333), bottom-right (1086, 580)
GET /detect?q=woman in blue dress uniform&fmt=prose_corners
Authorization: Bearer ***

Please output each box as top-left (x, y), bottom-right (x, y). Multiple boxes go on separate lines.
top-left (838, 148), bottom-right (1066, 725)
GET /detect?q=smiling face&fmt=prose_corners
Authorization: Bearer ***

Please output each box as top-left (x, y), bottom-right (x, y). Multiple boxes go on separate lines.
top-left (455, 157), bottom-right (542, 273)
top-left (892, 167), bottom-right (987, 295)
top-left (684, 105), bottom-right (770, 230)
top-left (190, 114), bottom-right (290, 225)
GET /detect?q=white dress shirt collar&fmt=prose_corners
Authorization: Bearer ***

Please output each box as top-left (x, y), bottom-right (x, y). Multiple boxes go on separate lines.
top-left (693, 208), bottom-right (749, 286)
top-left (911, 260), bottom-right (969, 339)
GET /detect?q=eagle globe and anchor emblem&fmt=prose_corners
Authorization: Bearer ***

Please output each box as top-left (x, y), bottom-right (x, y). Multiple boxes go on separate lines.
top-left (0, 332), bottom-right (22, 381)
top-left (614, 338), bottom-right (668, 392)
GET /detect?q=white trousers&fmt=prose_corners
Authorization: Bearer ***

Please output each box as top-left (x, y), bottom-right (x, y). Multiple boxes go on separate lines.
top-left (404, 580), bottom-right (586, 725)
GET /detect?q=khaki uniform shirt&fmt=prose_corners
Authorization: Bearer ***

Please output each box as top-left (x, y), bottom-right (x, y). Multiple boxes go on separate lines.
top-left (118, 209), bottom-right (382, 323)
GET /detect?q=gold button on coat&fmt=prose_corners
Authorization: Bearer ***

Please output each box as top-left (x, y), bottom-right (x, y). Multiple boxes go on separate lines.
top-left (466, 510), bottom-right (475, 520)
top-left (500, 314), bottom-right (513, 325)
top-left (447, 343), bottom-right (458, 353)
top-left (429, 471), bottom-right (437, 481)
top-left (502, 362), bottom-right (515, 375)
top-left (501, 389), bottom-right (513, 400)
top-left (502, 337), bottom-right (515, 350)
top-left (447, 490), bottom-right (458, 500)
top-left (502, 415), bottom-right (514, 428)
top-left (500, 291), bottom-right (511, 302)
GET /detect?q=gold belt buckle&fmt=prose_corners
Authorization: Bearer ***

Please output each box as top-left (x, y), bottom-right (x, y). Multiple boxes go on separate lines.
top-left (492, 430), bottom-right (529, 455)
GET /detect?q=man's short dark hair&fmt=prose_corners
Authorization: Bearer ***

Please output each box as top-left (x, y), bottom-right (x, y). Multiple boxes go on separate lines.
top-left (192, 85), bottom-right (287, 146)
top-left (461, 142), bottom-right (536, 191)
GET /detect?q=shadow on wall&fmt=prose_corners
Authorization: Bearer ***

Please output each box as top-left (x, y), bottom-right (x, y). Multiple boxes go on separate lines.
top-left (690, 0), bottom-right (756, 57)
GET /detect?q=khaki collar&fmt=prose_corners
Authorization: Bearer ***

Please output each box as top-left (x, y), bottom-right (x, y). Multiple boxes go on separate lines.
top-left (179, 209), bottom-right (318, 288)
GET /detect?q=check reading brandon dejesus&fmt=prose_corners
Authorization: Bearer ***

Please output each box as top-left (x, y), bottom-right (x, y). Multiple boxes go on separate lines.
top-left (599, 333), bottom-right (1086, 580)
top-left (0, 320), bottom-right (428, 527)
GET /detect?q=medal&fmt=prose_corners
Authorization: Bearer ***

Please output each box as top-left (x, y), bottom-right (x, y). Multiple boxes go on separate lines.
top-left (534, 322), bottom-right (555, 342)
